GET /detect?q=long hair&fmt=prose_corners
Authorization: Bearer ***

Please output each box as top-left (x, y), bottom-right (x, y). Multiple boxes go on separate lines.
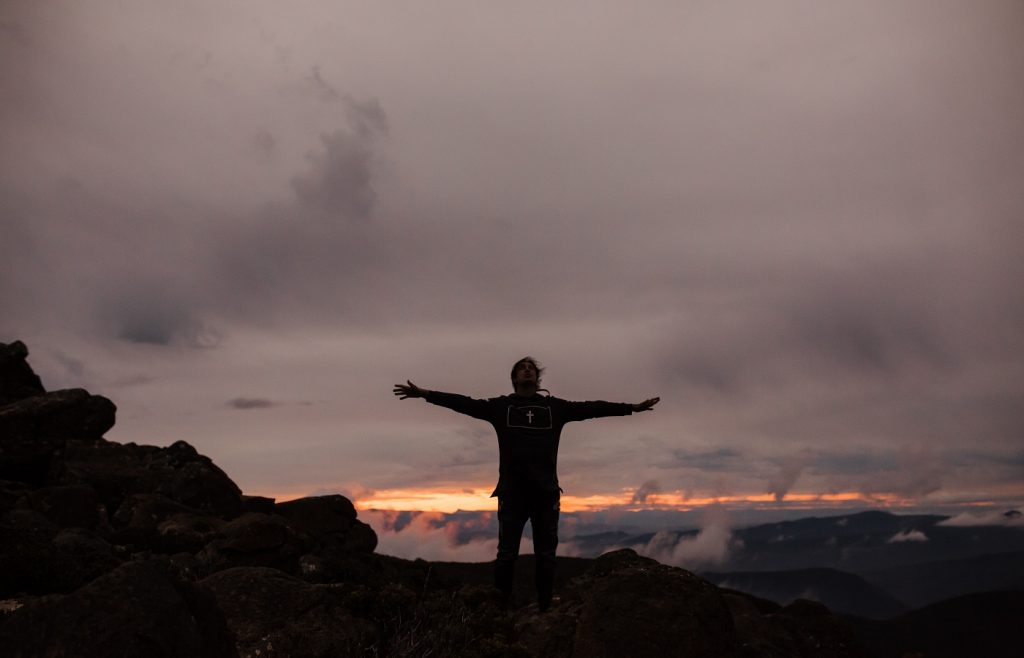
top-left (510, 356), bottom-right (549, 395)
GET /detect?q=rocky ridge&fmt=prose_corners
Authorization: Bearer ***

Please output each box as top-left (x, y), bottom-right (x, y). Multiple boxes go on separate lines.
top-left (0, 340), bottom-right (864, 657)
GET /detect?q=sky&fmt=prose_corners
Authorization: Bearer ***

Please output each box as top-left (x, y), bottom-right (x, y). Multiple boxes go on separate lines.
top-left (2, 1), bottom-right (1023, 557)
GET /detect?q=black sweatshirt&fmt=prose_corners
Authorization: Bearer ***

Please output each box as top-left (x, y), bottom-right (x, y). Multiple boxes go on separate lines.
top-left (424, 391), bottom-right (633, 496)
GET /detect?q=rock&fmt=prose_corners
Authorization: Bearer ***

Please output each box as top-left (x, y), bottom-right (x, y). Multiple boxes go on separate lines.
top-left (241, 494), bottom-right (276, 515)
top-left (0, 390), bottom-right (116, 484)
top-left (276, 494), bottom-right (377, 553)
top-left (50, 526), bottom-right (122, 583)
top-left (56, 440), bottom-right (161, 510)
top-left (18, 484), bottom-right (100, 529)
top-left (569, 549), bottom-right (738, 658)
top-left (769, 598), bottom-right (864, 657)
top-left (150, 441), bottom-right (244, 518)
top-left (0, 510), bottom-right (121, 596)
top-left (275, 494), bottom-right (356, 535)
top-left (158, 512), bottom-right (226, 554)
top-left (219, 513), bottom-right (292, 553)
top-left (114, 492), bottom-right (202, 529)
top-left (57, 439), bottom-right (243, 518)
top-left (0, 388), bottom-right (116, 442)
top-left (515, 606), bottom-right (578, 657)
top-left (197, 513), bottom-right (305, 574)
top-left (200, 566), bottom-right (377, 657)
top-left (719, 591), bottom-right (801, 657)
top-left (0, 560), bottom-right (237, 658)
top-left (0, 341), bottom-right (45, 405)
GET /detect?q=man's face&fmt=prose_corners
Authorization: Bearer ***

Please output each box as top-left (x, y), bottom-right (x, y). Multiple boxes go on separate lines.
top-left (513, 360), bottom-right (538, 386)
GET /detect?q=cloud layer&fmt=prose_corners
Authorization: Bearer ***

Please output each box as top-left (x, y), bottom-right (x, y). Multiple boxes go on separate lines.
top-left (2, 0), bottom-right (1022, 511)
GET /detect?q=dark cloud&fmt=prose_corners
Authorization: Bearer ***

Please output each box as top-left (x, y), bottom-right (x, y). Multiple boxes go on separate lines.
top-left (811, 452), bottom-right (896, 476)
top-left (631, 480), bottom-right (661, 504)
top-left (291, 127), bottom-right (380, 220)
top-left (786, 275), bottom-right (955, 375)
top-left (251, 129), bottom-right (277, 159)
top-left (663, 448), bottom-right (743, 472)
top-left (52, 350), bottom-right (85, 378)
top-left (307, 65), bottom-right (339, 102)
top-left (227, 397), bottom-right (276, 410)
top-left (372, 510), bottom-right (421, 533)
top-left (767, 450), bottom-right (814, 502)
top-left (100, 282), bottom-right (221, 348)
top-left (424, 510), bottom-right (496, 546)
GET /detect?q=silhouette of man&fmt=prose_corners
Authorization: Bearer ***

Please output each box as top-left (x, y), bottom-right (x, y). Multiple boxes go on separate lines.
top-left (394, 357), bottom-right (659, 611)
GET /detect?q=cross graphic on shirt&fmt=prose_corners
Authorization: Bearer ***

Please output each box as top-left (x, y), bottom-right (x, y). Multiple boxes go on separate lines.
top-left (525, 410), bottom-right (534, 423)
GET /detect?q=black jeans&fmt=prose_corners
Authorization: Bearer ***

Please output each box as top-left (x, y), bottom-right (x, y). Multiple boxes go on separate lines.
top-left (495, 489), bottom-right (560, 609)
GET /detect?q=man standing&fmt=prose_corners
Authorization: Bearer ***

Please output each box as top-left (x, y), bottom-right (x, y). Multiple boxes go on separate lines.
top-left (393, 357), bottom-right (659, 611)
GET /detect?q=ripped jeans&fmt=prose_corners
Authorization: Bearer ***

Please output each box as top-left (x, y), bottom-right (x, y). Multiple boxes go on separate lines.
top-left (495, 489), bottom-right (560, 609)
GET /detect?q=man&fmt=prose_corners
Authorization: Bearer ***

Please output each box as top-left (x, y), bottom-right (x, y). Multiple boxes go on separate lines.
top-left (393, 356), bottom-right (659, 611)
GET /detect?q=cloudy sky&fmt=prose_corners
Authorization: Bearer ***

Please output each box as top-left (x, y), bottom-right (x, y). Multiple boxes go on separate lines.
top-left (3, 1), bottom-right (1023, 532)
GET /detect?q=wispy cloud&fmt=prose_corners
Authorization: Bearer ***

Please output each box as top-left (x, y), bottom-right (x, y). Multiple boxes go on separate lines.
top-left (227, 397), bottom-right (276, 410)
top-left (632, 507), bottom-right (737, 569)
top-left (938, 510), bottom-right (1024, 528)
top-left (887, 530), bottom-right (928, 543)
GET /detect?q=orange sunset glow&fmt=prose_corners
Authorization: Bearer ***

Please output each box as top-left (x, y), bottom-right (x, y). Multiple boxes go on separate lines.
top-left (348, 486), bottom-right (921, 514)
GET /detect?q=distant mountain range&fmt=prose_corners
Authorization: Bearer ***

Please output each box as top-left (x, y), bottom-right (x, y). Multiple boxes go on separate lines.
top-left (565, 509), bottom-right (1024, 619)
top-left (847, 590), bottom-right (1024, 658)
top-left (701, 567), bottom-right (908, 619)
top-left (571, 509), bottom-right (1024, 571)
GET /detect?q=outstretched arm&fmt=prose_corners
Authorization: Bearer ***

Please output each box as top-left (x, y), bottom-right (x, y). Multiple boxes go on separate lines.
top-left (563, 395), bottom-right (660, 422)
top-left (392, 380), bottom-right (492, 421)
top-left (632, 397), bottom-right (660, 413)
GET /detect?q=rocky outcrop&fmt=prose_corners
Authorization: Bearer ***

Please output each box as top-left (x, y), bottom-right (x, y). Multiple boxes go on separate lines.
top-left (0, 560), bottom-right (237, 658)
top-left (200, 567), bottom-right (377, 657)
top-left (0, 340), bottom-right (867, 657)
top-left (0, 341), bottom-right (44, 405)
top-left (506, 549), bottom-right (864, 658)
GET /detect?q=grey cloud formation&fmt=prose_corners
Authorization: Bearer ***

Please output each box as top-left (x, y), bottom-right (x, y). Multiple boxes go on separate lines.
top-left (767, 450), bottom-right (815, 502)
top-left (631, 480), bottom-right (661, 505)
top-left (291, 104), bottom-right (387, 220)
top-left (664, 448), bottom-right (744, 473)
top-left (227, 398), bottom-right (276, 410)
top-left (633, 507), bottom-right (736, 569)
top-left (2, 0), bottom-right (1022, 511)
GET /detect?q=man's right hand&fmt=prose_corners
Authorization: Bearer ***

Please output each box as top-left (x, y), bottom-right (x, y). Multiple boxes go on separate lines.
top-left (393, 380), bottom-right (427, 399)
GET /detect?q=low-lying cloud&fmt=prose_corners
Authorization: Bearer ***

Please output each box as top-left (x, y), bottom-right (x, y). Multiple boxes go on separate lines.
top-left (887, 530), bottom-right (928, 543)
top-left (938, 510), bottom-right (1024, 528)
top-left (362, 509), bottom-right (498, 562)
top-left (633, 507), bottom-right (737, 569)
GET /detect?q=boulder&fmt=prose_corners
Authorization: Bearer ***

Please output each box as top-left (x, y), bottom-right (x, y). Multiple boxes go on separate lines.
top-left (57, 439), bottom-right (243, 518)
top-left (276, 494), bottom-right (377, 553)
top-left (0, 510), bottom-right (121, 596)
top-left (0, 560), bottom-right (237, 658)
top-left (149, 441), bottom-right (244, 517)
top-left (769, 598), bottom-right (864, 657)
top-left (0, 390), bottom-right (116, 484)
top-left (200, 566), bottom-right (377, 657)
top-left (197, 513), bottom-right (305, 574)
top-left (157, 512), bottom-right (226, 554)
top-left (0, 388), bottom-right (116, 442)
top-left (56, 440), bottom-right (161, 509)
top-left (241, 494), bottom-right (276, 515)
top-left (18, 484), bottom-right (100, 529)
top-left (114, 492), bottom-right (202, 529)
top-left (569, 549), bottom-right (738, 658)
top-left (0, 341), bottom-right (45, 405)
